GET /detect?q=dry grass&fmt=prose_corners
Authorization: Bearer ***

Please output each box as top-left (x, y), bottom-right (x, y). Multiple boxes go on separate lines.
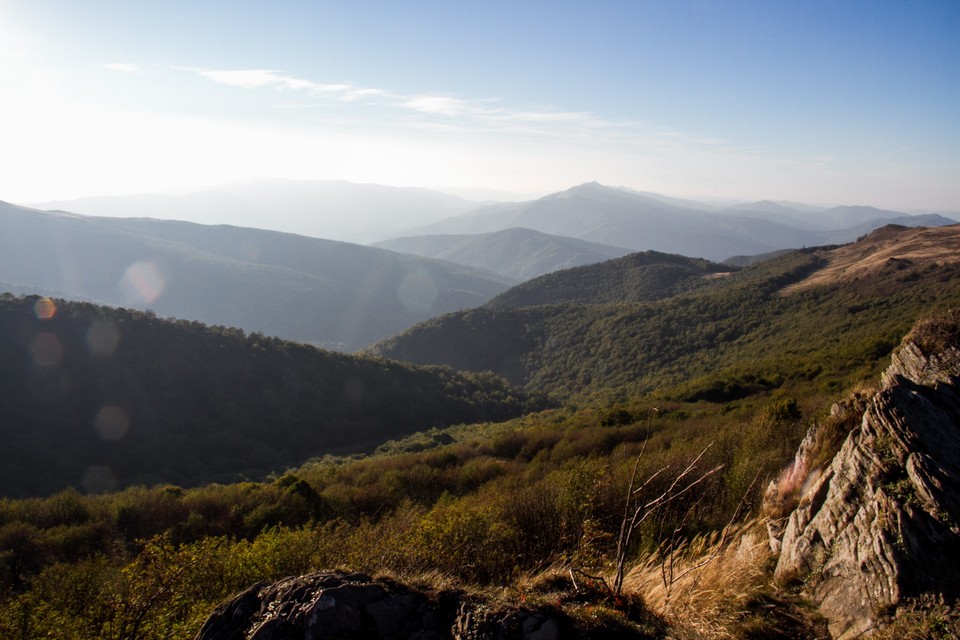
top-left (870, 596), bottom-right (960, 640)
top-left (908, 308), bottom-right (960, 355)
top-left (621, 521), bottom-right (775, 639)
top-left (781, 225), bottom-right (960, 294)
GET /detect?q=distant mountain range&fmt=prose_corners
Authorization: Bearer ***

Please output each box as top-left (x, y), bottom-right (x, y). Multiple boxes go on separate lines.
top-left (8, 181), bottom-right (958, 352)
top-left (397, 182), bottom-right (956, 262)
top-left (373, 228), bottom-right (633, 282)
top-left (29, 178), bottom-right (482, 244)
top-left (0, 201), bottom-right (510, 350)
top-left (25, 179), bottom-right (957, 274)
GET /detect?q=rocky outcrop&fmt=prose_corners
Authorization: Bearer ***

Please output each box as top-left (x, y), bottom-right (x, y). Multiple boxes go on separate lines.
top-left (194, 571), bottom-right (566, 640)
top-left (768, 313), bottom-right (960, 638)
top-left (194, 572), bottom-right (450, 640)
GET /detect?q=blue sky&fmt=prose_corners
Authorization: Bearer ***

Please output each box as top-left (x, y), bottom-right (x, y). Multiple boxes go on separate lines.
top-left (1, 0), bottom-right (958, 210)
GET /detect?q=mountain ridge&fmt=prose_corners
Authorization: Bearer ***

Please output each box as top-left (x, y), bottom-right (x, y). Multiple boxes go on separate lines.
top-left (28, 179), bottom-right (482, 244)
top-left (399, 183), bottom-right (956, 262)
top-left (0, 201), bottom-right (511, 350)
top-left (373, 227), bottom-right (634, 282)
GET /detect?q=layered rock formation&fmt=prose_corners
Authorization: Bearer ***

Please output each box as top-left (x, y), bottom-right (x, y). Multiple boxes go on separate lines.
top-left (768, 312), bottom-right (960, 638)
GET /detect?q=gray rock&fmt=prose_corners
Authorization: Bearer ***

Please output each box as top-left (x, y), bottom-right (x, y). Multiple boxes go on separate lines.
top-left (195, 571), bottom-right (449, 640)
top-left (195, 571), bottom-right (569, 640)
top-left (770, 329), bottom-right (960, 638)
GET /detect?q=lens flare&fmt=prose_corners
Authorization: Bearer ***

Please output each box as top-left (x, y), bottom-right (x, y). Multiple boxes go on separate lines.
top-left (30, 332), bottom-right (63, 367)
top-left (397, 270), bottom-right (439, 313)
top-left (33, 297), bottom-right (57, 319)
top-left (239, 240), bottom-right (260, 262)
top-left (119, 260), bottom-right (165, 304)
top-left (343, 376), bottom-right (365, 401)
top-left (82, 466), bottom-right (117, 494)
top-left (94, 405), bottom-right (129, 440)
top-left (86, 318), bottom-right (121, 356)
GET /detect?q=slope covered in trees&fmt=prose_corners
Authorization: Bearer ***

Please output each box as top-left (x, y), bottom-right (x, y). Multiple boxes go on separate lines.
top-left (0, 295), bottom-right (545, 497)
top-left (487, 250), bottom-right (733, 308)
top-left (0, 343), bottom-right (818, 639)
top-left (8, 311), bottom-right (958, 639)
top-left (368, 225), bottom-right (960, 398)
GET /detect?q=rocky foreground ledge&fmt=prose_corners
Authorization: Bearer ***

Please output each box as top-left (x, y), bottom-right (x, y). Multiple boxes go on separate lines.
top-left (194, 570), bottom-right (574, 640)
top-left (767, 311), bottom-right (960, 638)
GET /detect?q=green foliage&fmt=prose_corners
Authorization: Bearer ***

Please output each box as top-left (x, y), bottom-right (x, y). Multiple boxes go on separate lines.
top-left (488, 250), bottom-right (733, 308)
top-left (0, 386), bottom-right (818, 632)
top-left (370, 247), bottom-right (960, 399)
top-left (0, 295), bottom-right (547, 496)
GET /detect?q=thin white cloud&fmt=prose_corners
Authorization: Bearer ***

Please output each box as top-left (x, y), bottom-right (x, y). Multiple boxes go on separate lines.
top-left (176, 66), bottom-right (380, 99)
top-left (103, 63), bottom-right (143, 74)
top-left (401, 96), bottom-right (474, 116)
top-left (176, 65), bottom-right (613, 134)
top-left (394, 95), bottom-right (601, 129)
top-left (168, 64), bottom-right (768, 168)
top-left (341, 87), bottom-right (389, 101)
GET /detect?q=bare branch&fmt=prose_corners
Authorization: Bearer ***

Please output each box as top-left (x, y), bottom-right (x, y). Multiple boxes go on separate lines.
top-left (613, 442), bottom-right (720, 596)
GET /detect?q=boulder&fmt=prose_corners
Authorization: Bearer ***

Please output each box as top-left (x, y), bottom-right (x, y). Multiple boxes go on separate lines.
top-left (194, 570), bottom-right (568, 640)
top-left (194, 571), bottom-right (451, 640)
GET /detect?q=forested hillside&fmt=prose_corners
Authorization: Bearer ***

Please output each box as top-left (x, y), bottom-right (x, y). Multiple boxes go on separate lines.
top-left (487, 250), bottom-right (733, 308)
top-left (0, 295), bottom-right (544, 497)
top-left (368, 225), bottom-right (960, 398)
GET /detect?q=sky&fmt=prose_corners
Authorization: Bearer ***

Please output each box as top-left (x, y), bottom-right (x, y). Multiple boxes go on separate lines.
top-left (1, 0), bottom-right (958, 211)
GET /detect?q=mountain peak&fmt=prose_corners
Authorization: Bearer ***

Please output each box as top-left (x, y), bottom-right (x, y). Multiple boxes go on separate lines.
top-left (726, 199), bottom-right (798, 214)
top-left (546, 181), bottom-right (612, 199)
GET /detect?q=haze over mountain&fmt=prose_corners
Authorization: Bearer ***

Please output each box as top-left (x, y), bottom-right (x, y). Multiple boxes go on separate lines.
top-left (373, 228), bottom-right (634, 282)
top-left (5, 214), bottom-right (960, 638)
top-left (29, 179), bottom-right (484, 244)
top-left (27, 180), bottom-right (956, 269)
top-left (0, 200), bottom-right (510, 350)
top-left (402, 183), bottom-right (956, 262)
